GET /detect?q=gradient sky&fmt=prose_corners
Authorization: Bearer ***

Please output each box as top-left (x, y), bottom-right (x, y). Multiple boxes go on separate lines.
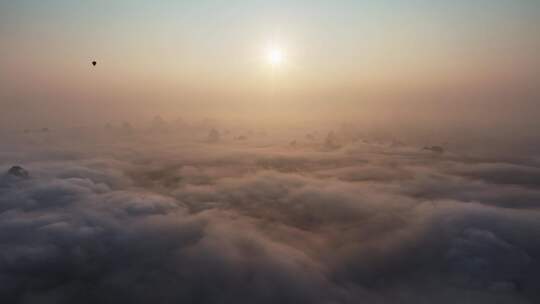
top-left (1, 0), bottom-right (539, 127)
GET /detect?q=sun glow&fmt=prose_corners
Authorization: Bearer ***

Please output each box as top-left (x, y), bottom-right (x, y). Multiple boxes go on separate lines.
top-left (266, 46), bottom-right (284, 66)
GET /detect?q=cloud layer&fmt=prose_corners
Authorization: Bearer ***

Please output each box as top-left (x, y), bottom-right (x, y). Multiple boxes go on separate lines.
top-left (1, 129), bottom-right (539, 303)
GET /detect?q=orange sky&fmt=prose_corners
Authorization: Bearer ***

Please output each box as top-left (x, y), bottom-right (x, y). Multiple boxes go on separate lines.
top-left (1, 0), bottom-right (539, 128)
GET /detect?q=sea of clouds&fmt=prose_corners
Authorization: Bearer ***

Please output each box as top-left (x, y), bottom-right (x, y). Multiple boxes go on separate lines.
top-left (0, 124), bottom-right (539, 304)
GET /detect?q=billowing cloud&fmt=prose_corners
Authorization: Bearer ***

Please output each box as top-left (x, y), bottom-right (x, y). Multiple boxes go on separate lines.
top-left (0, 130), bottom-right (539, 303)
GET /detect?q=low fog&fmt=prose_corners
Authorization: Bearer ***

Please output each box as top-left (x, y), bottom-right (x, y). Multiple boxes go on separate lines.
top-left (1, 120), bottom-right (539, 303)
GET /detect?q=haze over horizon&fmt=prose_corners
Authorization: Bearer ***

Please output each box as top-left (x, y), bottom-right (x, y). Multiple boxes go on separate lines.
top-left (2, 1), bottom-right (540, 133)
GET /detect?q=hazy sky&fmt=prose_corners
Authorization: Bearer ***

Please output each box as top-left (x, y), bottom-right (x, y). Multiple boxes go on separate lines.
top-left (1, 0), bottom-right (539, 128)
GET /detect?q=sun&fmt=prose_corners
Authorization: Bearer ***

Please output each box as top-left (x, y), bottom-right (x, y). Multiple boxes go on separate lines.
top-left (266, 46), bottom-right (284, 66)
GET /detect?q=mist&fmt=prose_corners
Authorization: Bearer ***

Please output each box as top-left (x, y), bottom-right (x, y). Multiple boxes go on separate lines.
top-left (0, 123), bottom-right (539, 303)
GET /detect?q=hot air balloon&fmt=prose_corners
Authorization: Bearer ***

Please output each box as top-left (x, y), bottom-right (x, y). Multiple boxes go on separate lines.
top-left (92, 61), bottom-right (97, 66)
